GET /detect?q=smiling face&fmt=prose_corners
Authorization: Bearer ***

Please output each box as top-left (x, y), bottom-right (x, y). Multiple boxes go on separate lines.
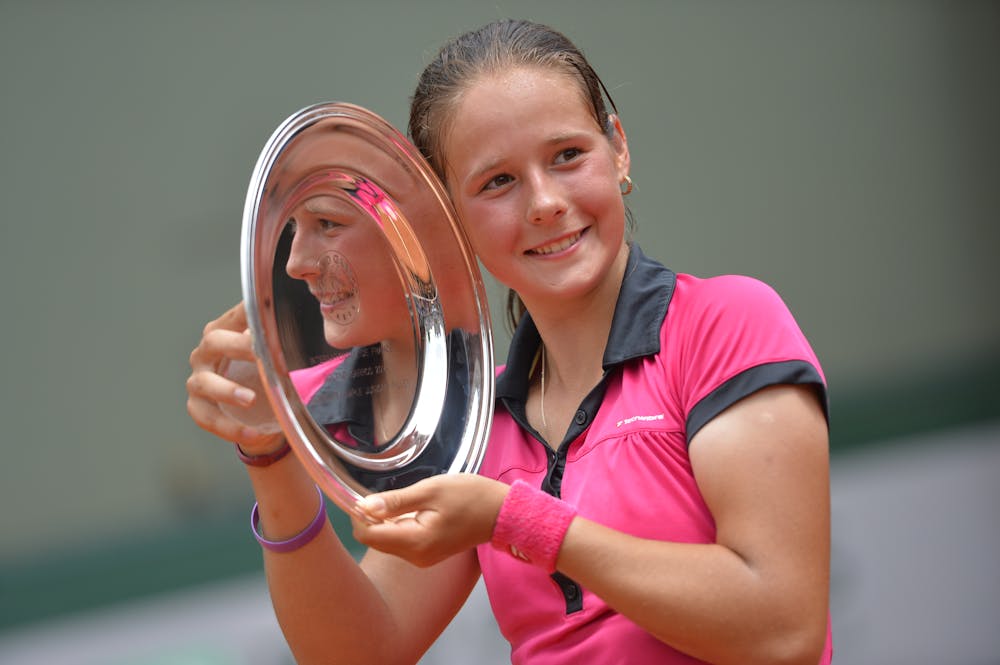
top-left (284, 194), bottom-right (411, 350)
top-left (440, 67), bottom-right (631, 313)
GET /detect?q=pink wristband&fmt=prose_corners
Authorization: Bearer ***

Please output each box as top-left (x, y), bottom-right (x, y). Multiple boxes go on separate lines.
top-left (251, 486), bottom-right (327, 553)
top-left (491, 479), bottom-right (577, 573)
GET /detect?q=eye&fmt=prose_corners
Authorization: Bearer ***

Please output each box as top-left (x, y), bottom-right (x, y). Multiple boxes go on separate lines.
top-left (481, 173), bottom-right (515, 192)
top-left (554, 147), bottom-right (582, 164)
top-left (319, 218), bottom-right (343, 232)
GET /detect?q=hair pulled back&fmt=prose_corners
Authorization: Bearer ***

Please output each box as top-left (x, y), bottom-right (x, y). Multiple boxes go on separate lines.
top-left (409, 19), bottom-right (617, 180)
top-left (408, 19), bottom-right (621, 330)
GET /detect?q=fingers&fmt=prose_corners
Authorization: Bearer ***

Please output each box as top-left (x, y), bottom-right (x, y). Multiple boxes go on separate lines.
top-left (203, 301), bottom-right (248, 335)
top-left (351, 509), bottom-right (446, 568)
top-left (191, 302), bottom-right (255, 370)
top-left (189, 327), bottom-right (257, 370)
top-left (186, 390), bottom-right (253, 442)
top-left (186, 302), bottom-right (275, 446)
top-left (187, 342), bottom-right (257, 413)
top-left (189, 305), bottom-right (254, 386)
top-left (351, 476), bottom-right (508, 568)
top-left (352, 482), bottom-right (443, 565)
top-left (356, 483), bottom-right (434, 522)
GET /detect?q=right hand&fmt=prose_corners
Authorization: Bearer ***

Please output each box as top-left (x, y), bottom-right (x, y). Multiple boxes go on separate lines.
top-left (186, 302), bottom-right (284, 454)
top-left (353, 474), bottom-right (508, 568)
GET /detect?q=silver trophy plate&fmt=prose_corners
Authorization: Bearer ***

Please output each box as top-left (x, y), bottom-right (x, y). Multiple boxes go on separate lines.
top-left (236, 102), bottom-right (494, 513)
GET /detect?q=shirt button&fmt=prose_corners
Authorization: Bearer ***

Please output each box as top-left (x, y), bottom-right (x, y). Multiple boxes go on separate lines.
top-left (573, 410), bottom-right (587, 426)
top-left (564, 584), bottom-right (579, 600)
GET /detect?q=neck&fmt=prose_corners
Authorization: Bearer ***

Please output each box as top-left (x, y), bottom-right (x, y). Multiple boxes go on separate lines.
top-left (526, 244), bottom-right (629, 392)
top-left (371, 336), bottom-right (418, 442)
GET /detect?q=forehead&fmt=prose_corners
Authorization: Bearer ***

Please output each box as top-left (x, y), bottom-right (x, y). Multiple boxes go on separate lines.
top-left (442, 68), bottom-right (597, 169)
top-left (456, 66), bottom-right (592, 124)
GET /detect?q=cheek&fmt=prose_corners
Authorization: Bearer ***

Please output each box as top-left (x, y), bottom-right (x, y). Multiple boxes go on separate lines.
top-left (454, 201), bottom-right (506, 251)
top-left (578, 162), bottom-right (625, 207)
top-left (465, 219), bottom-right (521, 280)
top-left (357, 261), bottom-right (404, 309)
top-left (574, 171), bottom-right (628, 234)
top-left (463, 224), bottom-right (497, 257)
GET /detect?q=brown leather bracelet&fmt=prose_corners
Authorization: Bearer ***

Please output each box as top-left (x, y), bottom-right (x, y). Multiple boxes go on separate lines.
top-left (235, 441), bottom-right (292, 467)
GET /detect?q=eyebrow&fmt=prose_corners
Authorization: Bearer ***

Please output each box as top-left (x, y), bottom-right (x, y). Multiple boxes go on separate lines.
top-left (303, 196), bottom-right (354, 217)
top-left (465, 131), bottom-right (592, 185)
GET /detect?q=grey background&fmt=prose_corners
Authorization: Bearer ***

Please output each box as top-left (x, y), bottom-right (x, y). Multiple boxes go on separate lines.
top-left (0, 1), bottom-right (997, 663)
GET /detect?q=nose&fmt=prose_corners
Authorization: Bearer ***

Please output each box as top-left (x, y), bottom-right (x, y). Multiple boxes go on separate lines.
top-left (525, 171), bottom-right (566, 225)
top-left (285, 226), bottom-right (318, 281)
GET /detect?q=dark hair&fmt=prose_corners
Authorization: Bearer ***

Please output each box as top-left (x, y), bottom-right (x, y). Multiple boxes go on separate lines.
top-left (409, 19), bottom-right (626, 332)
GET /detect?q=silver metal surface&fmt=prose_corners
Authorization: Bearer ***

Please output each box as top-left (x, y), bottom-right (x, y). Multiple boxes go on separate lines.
top-left (240, 103), bottom-right (493, 512)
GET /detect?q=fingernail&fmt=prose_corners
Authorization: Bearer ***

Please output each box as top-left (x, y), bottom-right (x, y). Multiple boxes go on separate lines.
top-left (234, 388), bottom-right (255, 406)
top-left (358, 495), bottom-right (386, 516)
top-left (352, 498), bottom-right (382, 525)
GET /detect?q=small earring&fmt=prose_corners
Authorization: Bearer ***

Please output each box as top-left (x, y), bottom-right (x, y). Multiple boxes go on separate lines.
top-left (620, 175), bottom-right (633, 196)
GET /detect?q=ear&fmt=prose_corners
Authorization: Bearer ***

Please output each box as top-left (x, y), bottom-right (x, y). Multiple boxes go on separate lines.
top-left (607, 114), bottom-right (631, 181)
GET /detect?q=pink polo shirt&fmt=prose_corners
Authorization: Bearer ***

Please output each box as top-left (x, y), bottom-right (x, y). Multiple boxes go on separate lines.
top-left (476, 245), bottom-right (832, 664)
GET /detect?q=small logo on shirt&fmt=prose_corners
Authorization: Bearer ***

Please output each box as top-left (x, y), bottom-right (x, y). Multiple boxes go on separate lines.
top-left (616, 413), bottom-right (665, 428)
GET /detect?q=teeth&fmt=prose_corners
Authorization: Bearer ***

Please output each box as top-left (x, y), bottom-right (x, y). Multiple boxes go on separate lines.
top-left (317, 290), bottom-right (354, 305)
top-left (532, 231), bottom-right (582, 255)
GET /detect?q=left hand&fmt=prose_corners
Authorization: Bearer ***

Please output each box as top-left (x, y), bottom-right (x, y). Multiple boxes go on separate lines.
top-left (352, 474), bottom-right (509, 568)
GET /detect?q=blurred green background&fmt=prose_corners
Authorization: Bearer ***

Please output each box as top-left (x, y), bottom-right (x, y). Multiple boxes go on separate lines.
top-left (1, 0), bottom-right (998, 662)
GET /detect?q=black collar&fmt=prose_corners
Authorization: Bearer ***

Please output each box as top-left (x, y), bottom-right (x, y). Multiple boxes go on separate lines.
top-left (307, 345), bottom-right (380, 443)
top-left (496, 244), bottom-right (676, 402)
top-left (306, 334), bottom-right (473, 446)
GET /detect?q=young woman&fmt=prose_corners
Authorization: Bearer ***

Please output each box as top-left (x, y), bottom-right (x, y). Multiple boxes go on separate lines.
top-left (187, 19), bottom-right (832, 665)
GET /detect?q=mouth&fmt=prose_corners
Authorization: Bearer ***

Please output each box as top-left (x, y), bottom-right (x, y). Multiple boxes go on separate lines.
top-left (527, 229), bottom-right (586, 256)
top-left (315, 288), bottom-right (360, 326)
top-left (313, 288), bottom-right (356, 308)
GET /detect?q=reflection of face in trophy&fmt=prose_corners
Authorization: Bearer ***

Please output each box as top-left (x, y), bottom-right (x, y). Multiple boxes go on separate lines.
top-left (240, 103), bottom-right (493, 505)
top-left (284, 193), bottom-right (419, 451)
top-left (315, 252), bottom-right (358, 326)
top-left (284, 195), bottom-right (413, 354)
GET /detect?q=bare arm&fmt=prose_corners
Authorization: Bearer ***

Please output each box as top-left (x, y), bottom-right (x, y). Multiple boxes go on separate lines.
top-left (186, 303), bottom-right (480, 665)
top-left (357, 384), bottom-right (829, 665)
top-left (555, 384), bottom-right (830, 664)
top-left (249, 457), bottom-right (480, 665)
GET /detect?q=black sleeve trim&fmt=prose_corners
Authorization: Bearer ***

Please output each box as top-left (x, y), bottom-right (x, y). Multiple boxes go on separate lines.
top-left (685, 360), bottom-right (828, 446)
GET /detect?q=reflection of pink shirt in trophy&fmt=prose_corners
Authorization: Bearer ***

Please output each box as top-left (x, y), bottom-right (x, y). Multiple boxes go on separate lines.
top-left (290, 358), bottom-right (339, 404)
top-left (290, 357), bottom-right (358, 448)
top-left (286, 341), bottom-right (465, 493)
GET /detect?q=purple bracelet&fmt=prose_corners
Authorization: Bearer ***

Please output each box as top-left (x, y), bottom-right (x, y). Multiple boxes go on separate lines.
top-left (251, 486), bottom-right (327, 553)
